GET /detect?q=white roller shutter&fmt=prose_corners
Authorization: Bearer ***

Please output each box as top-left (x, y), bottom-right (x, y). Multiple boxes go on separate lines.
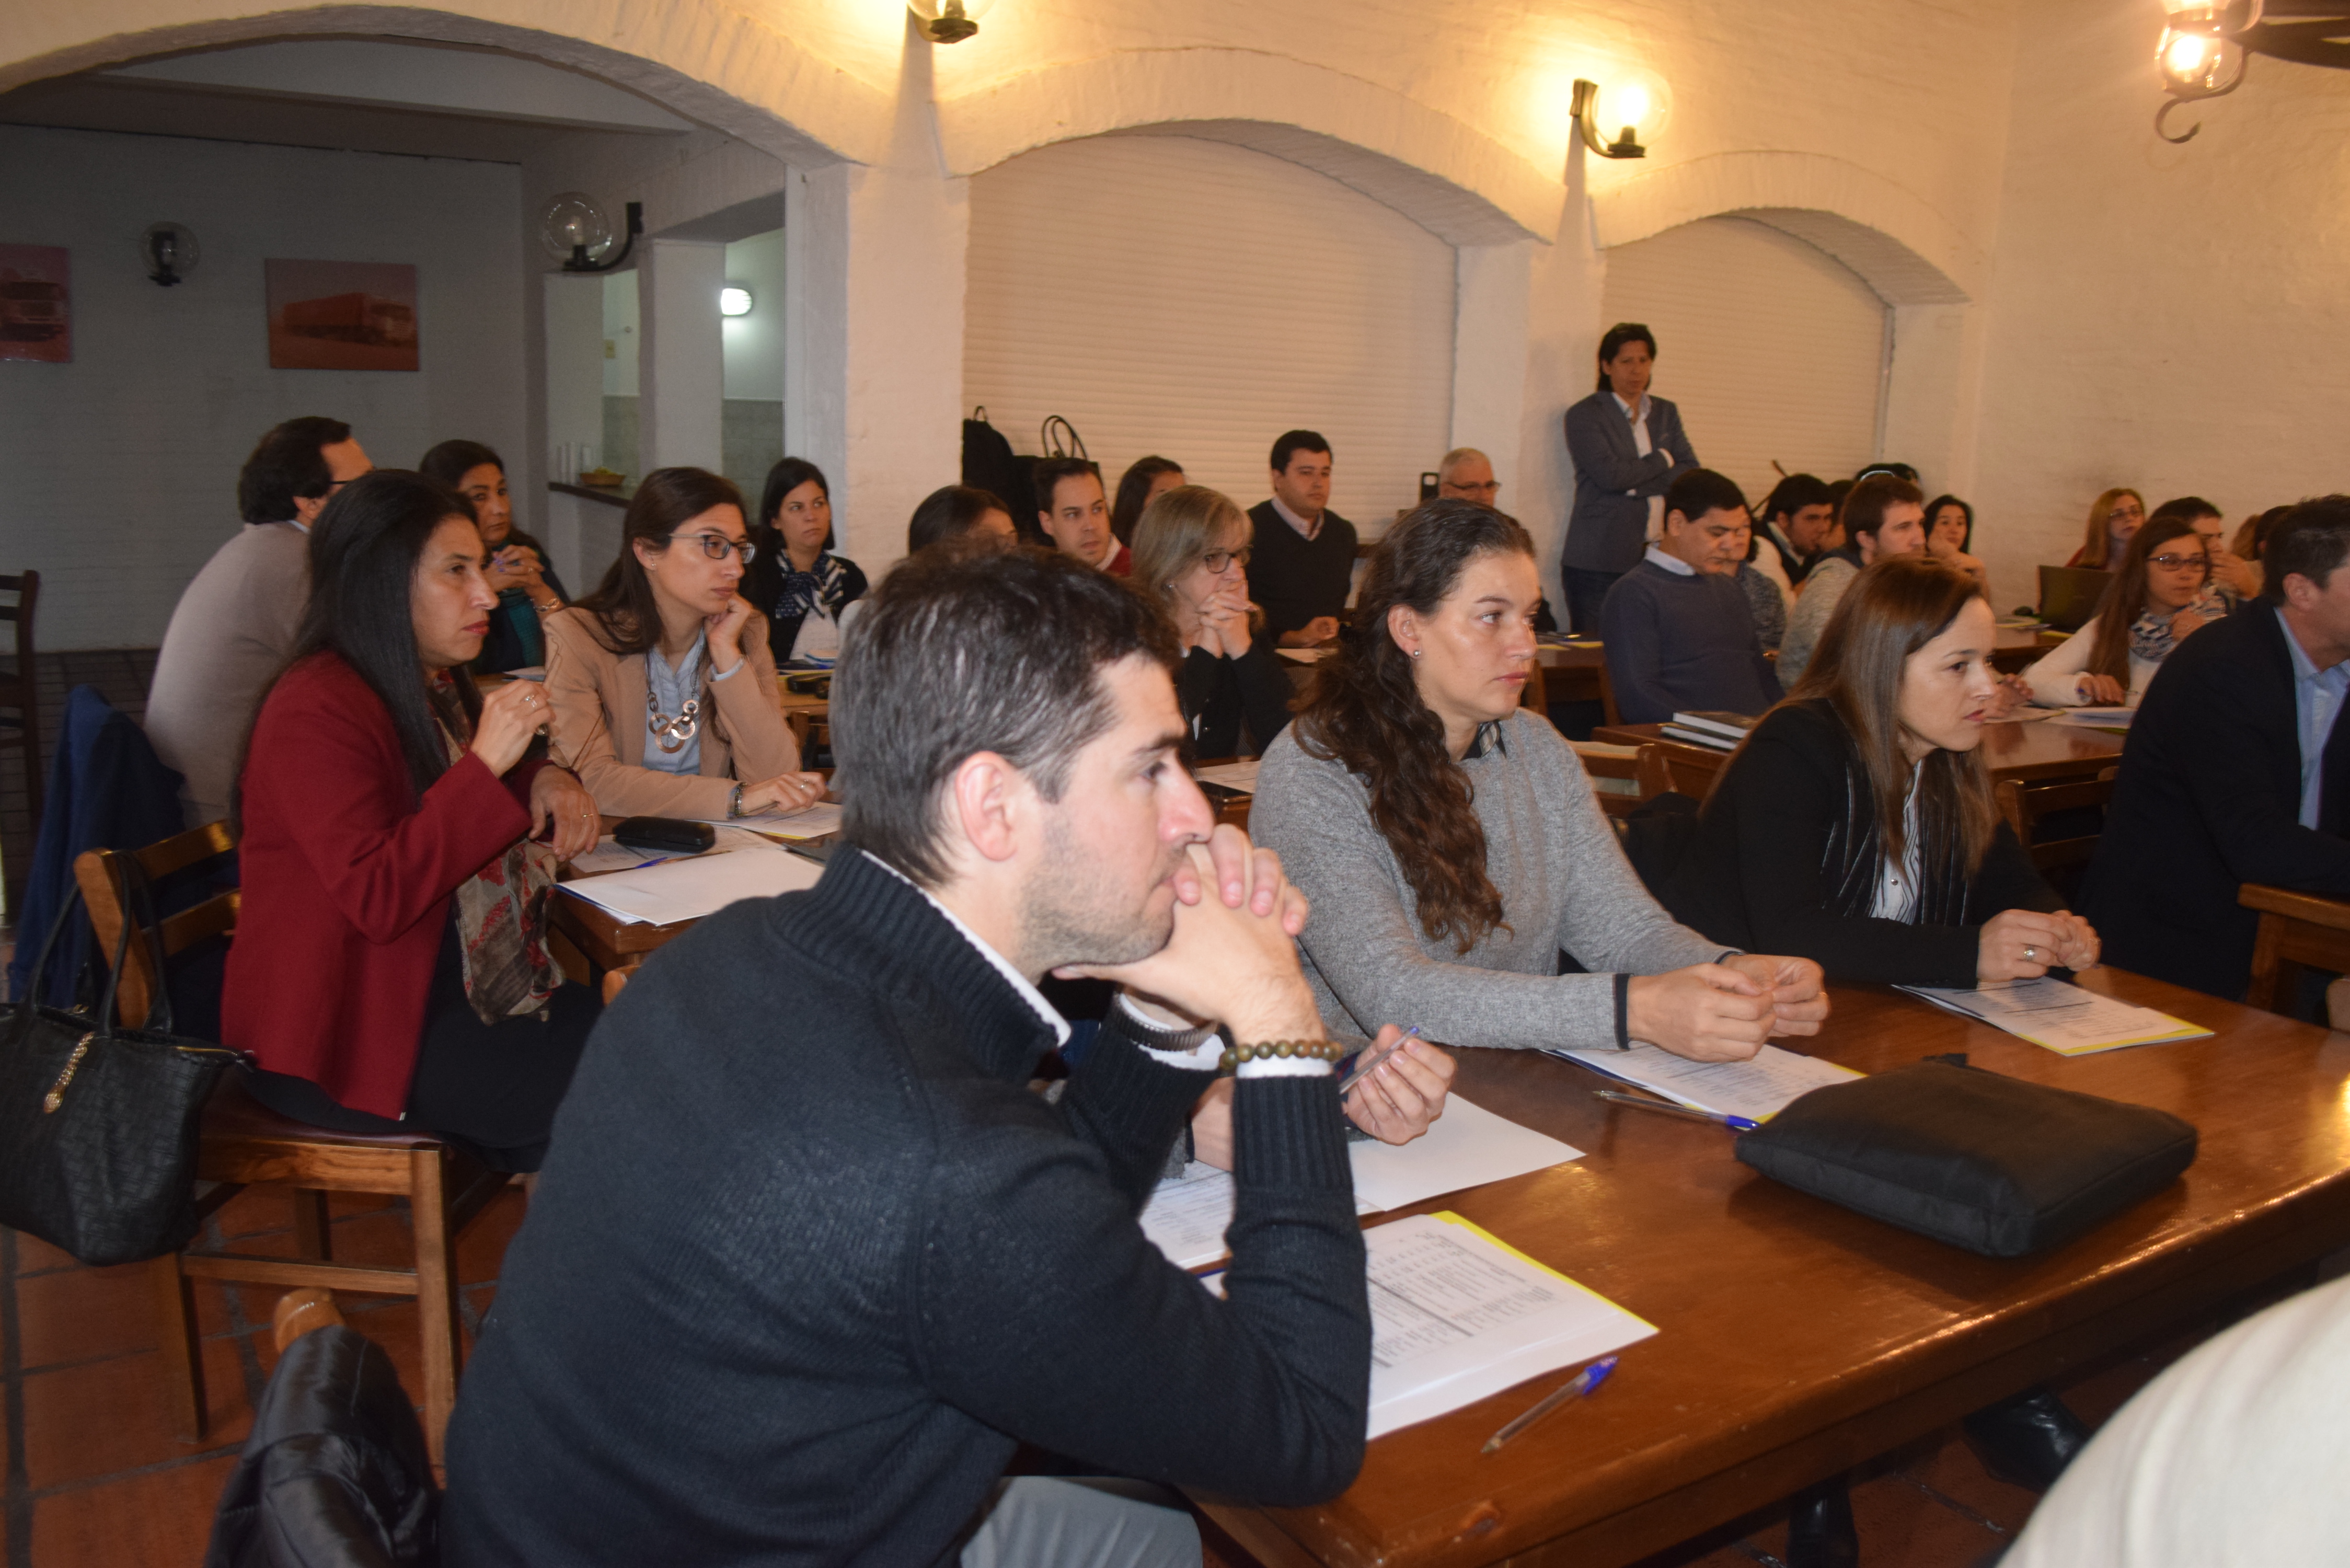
top-left (965, 134), bottom-right (1455, 531)
top-left (1598, 216), bottom-right (1889, 505)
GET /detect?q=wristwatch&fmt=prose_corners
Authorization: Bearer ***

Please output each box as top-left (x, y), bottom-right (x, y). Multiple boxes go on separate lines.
top-left (727, 784), bottom-right (744, 818)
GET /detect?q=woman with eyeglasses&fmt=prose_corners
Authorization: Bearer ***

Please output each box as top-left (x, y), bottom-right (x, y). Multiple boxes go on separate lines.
top-left (2024, 515), bottom-right (2226, 708)
top-left (2067, 487), bottom-right (2147, 570)
top-left (543, 467), bottom-right (823, 820)
top-left (1130, 485), bottom-right (1295, 757)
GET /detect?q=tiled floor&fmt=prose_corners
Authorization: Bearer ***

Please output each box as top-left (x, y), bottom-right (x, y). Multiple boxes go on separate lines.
top-left (3, 1180), bottom-right (2206, 1568)
top-left (0, 648), bottom-right (162, 918)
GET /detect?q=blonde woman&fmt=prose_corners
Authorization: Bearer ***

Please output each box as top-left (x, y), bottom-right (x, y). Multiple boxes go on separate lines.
top-left (1131, 484), bottom-right (1294, 756)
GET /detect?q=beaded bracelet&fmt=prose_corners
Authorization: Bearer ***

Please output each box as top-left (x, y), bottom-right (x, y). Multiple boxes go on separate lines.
top-left (1218, 1039), bottom-right (1346, 1071)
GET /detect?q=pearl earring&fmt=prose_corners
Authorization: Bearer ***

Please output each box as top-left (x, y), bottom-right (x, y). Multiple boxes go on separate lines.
top-left (1410, 648), bottom-right (1422, 659)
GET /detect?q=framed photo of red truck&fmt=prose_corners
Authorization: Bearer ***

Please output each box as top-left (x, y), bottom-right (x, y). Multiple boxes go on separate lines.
top-left (264, 259), bottom-right (418, 371)
top-left (0, 244), bottom-right (72, 365)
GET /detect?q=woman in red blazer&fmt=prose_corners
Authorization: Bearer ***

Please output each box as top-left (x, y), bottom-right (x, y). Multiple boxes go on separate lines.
top-left (225, 470), bottom-right (604, 1171)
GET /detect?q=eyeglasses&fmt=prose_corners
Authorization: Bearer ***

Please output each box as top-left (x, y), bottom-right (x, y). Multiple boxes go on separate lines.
top-left (1200, 547), bottom-right (1252, 573)
top-left (2147, 553), bottom-right (2210, 572)
top-left (672, 532), bottom-right (757, 563)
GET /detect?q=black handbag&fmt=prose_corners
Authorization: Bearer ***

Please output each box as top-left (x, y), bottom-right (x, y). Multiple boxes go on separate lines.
top-left (1733, 1057), bottom-right (2199, 1258)
top-left (0, 869), bottom-right (245, 1266)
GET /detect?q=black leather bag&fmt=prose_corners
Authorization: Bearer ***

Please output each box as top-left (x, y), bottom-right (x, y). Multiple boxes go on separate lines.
top-left (0, 873), bottom-right (244, 1266)
top-left (1733, 1058), bottom-right (2198, 1258)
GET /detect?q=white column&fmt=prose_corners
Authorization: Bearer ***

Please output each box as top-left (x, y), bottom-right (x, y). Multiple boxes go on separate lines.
top-left (1514, 153), bottom-right (1610, 615)
top-left (541, 271), bottom-right (605, 585)
top-left (1452, 240), bottom-right (1536, 507)
top-left (638, 237), bottom-right (726, 474)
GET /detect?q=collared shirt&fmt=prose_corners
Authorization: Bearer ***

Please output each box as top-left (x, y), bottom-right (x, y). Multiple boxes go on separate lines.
top-left (862, 851), bottom-right (1070, 1047)
top-left (2283, 621), bottom-right (2350, 830)
top-left (1642, 544), bottom-right (1696, 577)
top-left (643, 631), bottom-right (709, 777)
top-left (1269, 493), bottom-right (1323, 543)
top-left (1613, 391), bottom-right (1667, 543)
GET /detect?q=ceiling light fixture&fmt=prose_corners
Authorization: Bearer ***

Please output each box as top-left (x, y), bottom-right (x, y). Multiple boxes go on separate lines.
top-left (539, 192), bottom-right (644, 273)
top-left (720, 286), bottom-right (753, 317)
top-left (1569, 78), bottom-right (1650, 159)
top-left (2155, 0), bottom-right (2350, 142)
top-left (139, 222), bottom-right (200, 287)
top-left (908, 0), bottom-right (994, 44)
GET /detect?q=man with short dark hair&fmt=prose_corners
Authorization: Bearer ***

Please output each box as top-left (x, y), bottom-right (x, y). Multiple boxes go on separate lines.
top-left (1754, 473), bottom-right (1838, 595)
top-left (444, 547), bottom-right (1381, 1567)
top-left (145, 416), bottom-right (370, 824)
top-left (2084, 497), bottom-right (2350, 1001)
top-left (1034, 457), bottom-right (1129, 575)
top-left (1777, 474), bottom-right (1928, 690)
top-left (1599, 469), bottom-right (1781, 723)
top-left (1249, 430), bottom-right (1357, 648)
top-left (2152, 494), bottom-right (2260, 604)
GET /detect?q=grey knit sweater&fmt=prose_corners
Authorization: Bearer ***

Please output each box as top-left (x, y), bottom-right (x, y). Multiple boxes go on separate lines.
top-left (1252, 712), bottom-right (1727, 1050)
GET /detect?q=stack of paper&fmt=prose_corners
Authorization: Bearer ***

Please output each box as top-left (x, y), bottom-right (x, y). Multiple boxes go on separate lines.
top-left (2056, 707), bottom-right (2135, 730)
top-left (1549, 1043), bottom-right (1860, 1123)
top-left (564, 825), bottom-right (786, 877)
top-left (687, 801), bottom-right (845, 840)
top-left (558, 843), bottom-right (823, 925)
top-left (1192, 759), bottom-right (1262, 793)
top-left (1897, 978), bottom-right (2210, 1056)
top-left (1138, 1097), bottom-right (1581, 1270)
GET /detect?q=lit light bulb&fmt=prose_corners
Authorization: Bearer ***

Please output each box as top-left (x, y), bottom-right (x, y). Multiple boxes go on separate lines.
top-left (719, 286), bottom-right (753, 317)
top-left (2164, 30), bottom-right (2210, 78)
top-left (1611, 83), bottom-right (1652, 139)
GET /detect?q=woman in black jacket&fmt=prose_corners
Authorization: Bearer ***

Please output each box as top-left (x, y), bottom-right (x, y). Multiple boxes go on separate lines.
top-left (1131, 484), bottom-right (1295, 758)
top-left (745, 457), bottom-right (868, 665)
top-left (1662, 554), bottom-right (2100, 987)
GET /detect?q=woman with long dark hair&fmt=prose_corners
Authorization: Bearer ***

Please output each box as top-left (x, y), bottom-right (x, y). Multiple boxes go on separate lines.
top-left (905, 485), bottom-right (1017, 554)
top-left (743, 457), bottom-right (867, 666)
top-left (225, 470), bottom-right (603, 1170)
top-left (1110, 455), bottom-right (1185, 546)
top-left (1924, 493), bottom-right (1986, 584)
top-left (1249, 500), bottom-right (1827, 1058)
top-left (420, 439), bottom-right (566, 673)
top-left (1130, 483), bottom-right (1292, 757)
top-left (1663, 555), bottom-right (2100, 984)
top-left (543, 466), bottom-right (820, 820)
top-left (2024, 515), bottom-right (2224, 707)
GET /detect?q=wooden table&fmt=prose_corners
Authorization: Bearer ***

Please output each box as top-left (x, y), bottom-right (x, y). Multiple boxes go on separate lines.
top-left (1991, 623), bottom-right (2065, 675)
top-left (1195, 971), bottom-right (2350, 1567)
top-left (1594, 718), bottom-right (2127, 793)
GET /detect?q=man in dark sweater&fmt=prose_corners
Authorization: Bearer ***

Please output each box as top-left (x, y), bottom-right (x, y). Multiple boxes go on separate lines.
top-left (2084, 497), bottom-right (2350, 1000)
top-left (1599, 469), bottom-right (1781, 724)
top-left (1248, 429), bottom-right (1357, 647)
top-left (443, 547), bottom-right (1379, 1566)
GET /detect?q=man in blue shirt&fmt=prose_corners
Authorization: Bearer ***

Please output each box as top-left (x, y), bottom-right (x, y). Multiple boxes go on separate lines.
top-left (1598, 469), bottom-right (1782, 724)
top-left (2085, 496), bottom-right (2350, 1000)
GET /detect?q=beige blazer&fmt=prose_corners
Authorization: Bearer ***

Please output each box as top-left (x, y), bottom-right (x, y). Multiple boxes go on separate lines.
top-left (542, 607), bottom-right (800, 818)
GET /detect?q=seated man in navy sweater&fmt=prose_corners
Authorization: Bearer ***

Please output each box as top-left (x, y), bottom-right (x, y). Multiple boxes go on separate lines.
top-left (443, 546), bottom-right (1386, 1567)
top-left (1599, 468), bottom-right (1783, 724)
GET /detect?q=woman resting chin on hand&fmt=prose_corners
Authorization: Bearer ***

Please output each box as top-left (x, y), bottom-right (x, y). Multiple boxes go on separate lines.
top-left (1188, 1027), bottom-right (1457, 1170)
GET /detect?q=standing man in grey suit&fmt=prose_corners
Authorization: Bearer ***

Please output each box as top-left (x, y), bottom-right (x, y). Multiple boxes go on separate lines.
top-left (1560, 322), bottom-right (1699, 634)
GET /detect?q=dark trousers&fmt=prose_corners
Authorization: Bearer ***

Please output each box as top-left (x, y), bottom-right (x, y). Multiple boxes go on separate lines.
top-left (1563, 568), bottom-right (1625, 636)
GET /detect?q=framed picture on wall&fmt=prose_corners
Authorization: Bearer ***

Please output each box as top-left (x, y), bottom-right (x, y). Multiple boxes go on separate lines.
top-left (265, 258), bottom-right (419, 371)
top-left (0, 244), bottom-right (72, 365)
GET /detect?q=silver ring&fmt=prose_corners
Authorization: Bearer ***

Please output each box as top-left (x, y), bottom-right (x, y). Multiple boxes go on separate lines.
top-left (2024, 946), bottom-right (2038, 961)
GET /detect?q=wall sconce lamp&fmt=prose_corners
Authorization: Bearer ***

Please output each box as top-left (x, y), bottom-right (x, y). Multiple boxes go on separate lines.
top-left (720, 285), bottom-right (754, 317)
top-left (909, 0), bottom-right (994, 44)
top-left (140, 222), bottom-right (200, 287)
top-left (1570, 79), bottom-right (1650, 159)
top-left (539, 192), bottom-right (644, 273)
top-left (2155, 2), bottom-right (2253, 142)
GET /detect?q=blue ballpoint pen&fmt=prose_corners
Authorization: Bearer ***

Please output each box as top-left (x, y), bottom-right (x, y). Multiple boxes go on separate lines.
top-left (1483, 1355), bottom-right (1620, 1453)
top-left (1589, 1087), bottom-right (1759, 1133)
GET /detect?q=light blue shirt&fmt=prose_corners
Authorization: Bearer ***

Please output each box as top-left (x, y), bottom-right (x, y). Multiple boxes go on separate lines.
top-left (643, 632), bottom-right (708, 777)
top-left (2284, 620), bottom-right (2350, 829)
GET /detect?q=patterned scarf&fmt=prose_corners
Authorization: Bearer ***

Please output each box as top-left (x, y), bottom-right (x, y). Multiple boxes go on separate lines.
top-left (775, 552), bottom-right (845, 625)
top-left (2128, 584), bottom-right (2227, 666)
top-left (431, 679), bottom-right (560, 1024)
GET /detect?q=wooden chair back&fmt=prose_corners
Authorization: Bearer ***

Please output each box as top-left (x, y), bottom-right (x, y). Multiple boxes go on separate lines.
top-left (1596, 658), bottom-right (1624, 729)
top-left (73, 820), bottom-right (238, 1028)
top-left (1992, 767), bottom-right (2118, 874)
top-left (0, 570), bottom-right (41, 823)
top-left (2241, 883), bottom-right (2350, 1018)
top-left (1518, 658), bottom-right (1548, 717)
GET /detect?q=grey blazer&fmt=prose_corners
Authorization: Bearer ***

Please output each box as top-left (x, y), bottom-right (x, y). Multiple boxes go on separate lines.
top-left (1560, 391), bottom-right (1698, 573)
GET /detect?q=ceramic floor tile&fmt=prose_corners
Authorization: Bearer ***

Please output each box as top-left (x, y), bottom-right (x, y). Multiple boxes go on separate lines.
top-left (455, 1187), bottom-right (527, 1285)
top-left (1846, 1467), bottom-right (2009, 1567)
top-left (20, 1335), bottom-right (252, 1490)
top-left (318, 1206), bottom-right (421, 1271)
top-left (31, 1454), bottom-right (238, 1568)
top-left (15, 1261), bottom-right (158, 1369)
top-left (10, 1225), bottom-right (86, 1274)
top-left (1899, 1428), bottom-right (2043, 1537)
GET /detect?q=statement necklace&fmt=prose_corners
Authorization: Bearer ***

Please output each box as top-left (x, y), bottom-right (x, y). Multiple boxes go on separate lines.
top-left (646, 645), bottom-right (704, 753)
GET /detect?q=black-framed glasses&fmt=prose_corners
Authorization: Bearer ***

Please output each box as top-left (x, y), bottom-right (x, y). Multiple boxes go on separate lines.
top-left (2147, 552), bottom-right (2210, 572)
top-left (671, 531), bottom-right (756, 563)
top-left (1201, 547), bottom-right (1252, 573)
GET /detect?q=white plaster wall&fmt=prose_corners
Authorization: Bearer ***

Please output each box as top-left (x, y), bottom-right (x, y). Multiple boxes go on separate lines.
top-left (0, 124), bottom-right (523, 649)
top-left (721, 228), bottom-right (786, 402)
top-left (1972, 0), bottom-right (2350, 613)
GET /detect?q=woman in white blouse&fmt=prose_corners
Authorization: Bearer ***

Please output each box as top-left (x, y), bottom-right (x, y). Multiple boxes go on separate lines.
top-left (2023, 515), bottom-right (2225, 707)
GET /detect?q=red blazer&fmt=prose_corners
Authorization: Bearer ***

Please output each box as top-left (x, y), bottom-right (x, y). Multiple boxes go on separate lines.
top-left (224, 653), bottom-right (546, 1118)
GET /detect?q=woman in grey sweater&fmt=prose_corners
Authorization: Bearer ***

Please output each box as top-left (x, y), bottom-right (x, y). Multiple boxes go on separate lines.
top-left (1252, 501), bottom-right (1828, 1058)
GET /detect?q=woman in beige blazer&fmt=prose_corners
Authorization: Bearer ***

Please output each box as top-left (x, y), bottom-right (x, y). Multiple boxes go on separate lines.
top-left (543, 467), bottom-right (824, 820)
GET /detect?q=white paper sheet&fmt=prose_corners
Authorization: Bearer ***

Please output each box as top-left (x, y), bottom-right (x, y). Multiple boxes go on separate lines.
top-left (565, 827), bottom-right (789, 877)
top-left (1549, 1043), bottom-right (1860, 1123)
top-left (1192, 760), bottom-right (1262, 792)
top-left (686, 801), bottom-right (844, 840)
top-left (1362, 1213), bottom-right (1656, 1439)
top-left (1897, 978), bottom-right (2210, 1056)
top-left (2056, 707), bottom-right (2135, 729)
top-left (1137, 1097), bottom-right (1581, 1270)
top-left (557, 842), bottom-right (824, 926)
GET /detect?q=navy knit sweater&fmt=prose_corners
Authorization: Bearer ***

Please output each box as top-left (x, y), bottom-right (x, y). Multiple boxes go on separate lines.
top-left (1598, 558), bottom-right (1781, 724)
top-left (441, 848), bottom-right (1369, 1566)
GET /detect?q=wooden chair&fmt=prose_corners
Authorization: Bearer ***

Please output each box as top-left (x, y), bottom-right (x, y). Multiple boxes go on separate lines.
top-left (1518, 657), bottom-right (1548, 717)
top-left (1992, 767), bottom-right (2118, 877)
top-left (1572, 742), bottom-right (1675, 819)
top-left (1595, 658), bottom-right (1624, 729)
top-left (2241, 883), bottom-right (2350, 1019)
top-left (0, 570), bottom-right (40, 827)
top-left (75, 824), bottom-right (507, 1466)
